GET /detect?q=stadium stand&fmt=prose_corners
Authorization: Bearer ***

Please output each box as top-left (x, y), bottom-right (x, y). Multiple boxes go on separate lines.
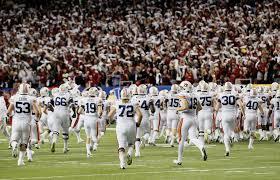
top-left (0, 0), bottom-right (279, 89)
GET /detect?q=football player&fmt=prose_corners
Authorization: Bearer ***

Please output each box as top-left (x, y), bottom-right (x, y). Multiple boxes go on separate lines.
top-left (216, 82), bottom-right (242, 156)
top-left (149, 86), bottom-right (161, 145)
top-left (241, 88), bottom-right (264, 149)
top-left (0, 90), bottom-right (10, 143)
top-left (270, 90), bottom-right (280, 142)
top-left (108, 88), bottom-right (142, 169)
top-left (166, 84), bottom-right (180, 147)
top-left (173, 81), bottom-right (207, 165)
top-left (50, 84), bottom-right (74, 153)
top-left (197, 82), bottom-right (215, 145)
top-left (78, 87), bottom-right (102, 158)
top-left (7, 83), bottom-right (40, 166)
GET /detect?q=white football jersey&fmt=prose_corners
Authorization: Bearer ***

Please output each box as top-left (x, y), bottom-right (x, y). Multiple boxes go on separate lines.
top-left (150, 95), bottom-right (161, 114)
top-left (243, 96), bottom-right (262, 113)
top-left (73, 96), bottom-right (81, 108)
top-left (197, 91), bottom-right (214, 111)
top-left (115, 100), bottom-right (138, 124)
top-left (80, 97), bottom-right (101, 117)
top-left (179, 92), bottom-right (197, 115)
top-left (10, 94), bottom-right (36, 120)
top-left (101, 100), bottom-right (110, 118)
top-left (218, 91), bottom-right (239, 112)
top-left (37, 96), bottom-right (51, 108)
top-left (258, 93), bottom-right (270, 109)
top-left (270, 97), bottom-right (280, 112)
top-left (53, 92), bottom-right (73, 111)
top-left (167, 93), bottom-right (180, 111)
top-left (0, 96), bottom-right (7, 117)
top-left (132, 94), bottom-right (150, 118)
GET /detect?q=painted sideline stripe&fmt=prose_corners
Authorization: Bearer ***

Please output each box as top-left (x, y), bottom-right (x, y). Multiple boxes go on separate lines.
top-left (1, 166), bottom-right (279, 180)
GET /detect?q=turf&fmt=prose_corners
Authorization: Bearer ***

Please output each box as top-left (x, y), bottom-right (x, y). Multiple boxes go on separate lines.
top-left (0, 130), bottom-right (279, 180)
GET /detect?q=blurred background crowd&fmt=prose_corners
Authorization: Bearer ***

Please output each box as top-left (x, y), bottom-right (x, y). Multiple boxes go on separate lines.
top-left (0, 0), bottom-right (279, 89)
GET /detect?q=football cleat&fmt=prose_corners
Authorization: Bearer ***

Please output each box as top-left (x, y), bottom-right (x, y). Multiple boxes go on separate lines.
top-left (87, 153), bottom-right (92, 158)
top-left (93, 144), bottom-right (98, 151)
top-left (127, 155), bottom-right (132, 165)
top-left (51, 143), bottom-right (55, 152)
top-left (12, 146), bottom-right (18, 158)
top-left (225, 151), bottom-right (230, 157)
top-left (274, 135), bottom-right (279, 142)
top-left (248, 145), bottom-right (254, 150)
top-left (17, 160), bottom-right (25, 166)
top-left (63, 148), bottom-right (69, 154)
top-left (78, 139), bottom-right (84, 144)
top-left (173, 160), bottom-right (182, 165)
top-left (202, 148), bottom-right (207, 161)
top-left (135, 152), bottom-right (140, 157)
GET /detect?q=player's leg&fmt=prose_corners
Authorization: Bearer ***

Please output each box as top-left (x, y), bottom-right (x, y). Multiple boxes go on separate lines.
top-left (18, 121), bottom-right (31, 166)
top-left (222, 113), bottom-right (235, 156)
top-left (10, 120), bottom-right (20, 158)
top-left (273, 113), bottom-right (280, 142)
top-left (170, 114), bottom-right (179, 147)
top-left (248, 115), bottom-right (257, 149)
top-left (84, 118), bottom-right (92, 157)
top-left (197, 111), bottom-right (205, 146)
top-left (174, 118), bottom-right (191, 165)
top-left (127, 124), bottom-right (136, 166)
top-left (205, 112), bottom-right (213, 143)
top-left (0, 117), bottom-right (10, 140)
top-left (135, 126), bottom-right (142, 157)
top-left (188, 125), bottom-right (207, 161)
top-left (50, 113), bottom-right (60, 152)
top-left (159, 112), bottom-right (167, 137)
top-left (116, 126), bottom-right (127, 169)
top-left (141, 118), bottom-right (150, 144)
top-left (90, 120), bottom-right (98, 151)
top-left (151, 113), bottom-right (160, 145)
top-left (165, 114), bottom-right (172, 143)
top-left (61, 115), bottom-right (70, 153)
top-left (39, 113), bottom-right (49, 143)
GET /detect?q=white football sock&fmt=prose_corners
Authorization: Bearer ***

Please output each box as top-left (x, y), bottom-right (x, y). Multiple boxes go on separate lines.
top-left (127, 146), bottom-right (133, 157)
top-left (63, 139), bottom-right (68, 149)
top-left (135, 141), bottom-right (140, 155)
top-left (224, 136), bottom-right (230, 152)
top-left (19, 151), bottom-right (25, 162)
top-left (177, 141), bottom-right (184, 162)
top-left (190, 138), bottom-right (204, 156)
top-left (160, 125), bottom-right (166, 137)
top-left (11, 141), bottom-right (17, 149)
top-left (86, 144), bottom-right (91, 154)
top-left (152, 131), bottom-right (159, 143)
top-left (119, 151), bottom-right (125, 166)
top-left (249, 137), bottom-right (254, 147)
top-left (52, 133), bottom-right (58, 144)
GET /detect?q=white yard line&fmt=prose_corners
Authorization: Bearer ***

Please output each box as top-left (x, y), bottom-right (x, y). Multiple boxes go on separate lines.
top-left (1, 166), bottom-right (279, 180)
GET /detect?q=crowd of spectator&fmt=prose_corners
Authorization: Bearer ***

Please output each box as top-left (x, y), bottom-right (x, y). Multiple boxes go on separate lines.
top-left (0, 0), bottom-right (279, 89)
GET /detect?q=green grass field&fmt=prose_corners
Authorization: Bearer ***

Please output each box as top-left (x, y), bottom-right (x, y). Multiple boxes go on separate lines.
top-left (0, 130), bottom-right (279, 180)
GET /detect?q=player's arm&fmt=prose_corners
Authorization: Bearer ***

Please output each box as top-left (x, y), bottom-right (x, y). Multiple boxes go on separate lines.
top-left (97, 101), bottom-right (102, 118)
top-left (32, 100), bottom-right (40, 119)
top-left (214, 98), bottom-right (221, 112)
top-left (108, 106), bottom-right (116, 123)
top-left (7, 103), bottom-right (14, 117)
top-left (47, 99), bottom-right (54, 112)
top-left (135, 105), bottom-right (142, 127)
top-left (149, 100), bottom-right (155, 114)
top-left (258, 101), bottom-right (264, 115)
top-left (177, 96), bottom-right (188, 111)
top-left (268, 99), bottom-right (274, 118)
top-left (196, 100), bottom-right (202, 112)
